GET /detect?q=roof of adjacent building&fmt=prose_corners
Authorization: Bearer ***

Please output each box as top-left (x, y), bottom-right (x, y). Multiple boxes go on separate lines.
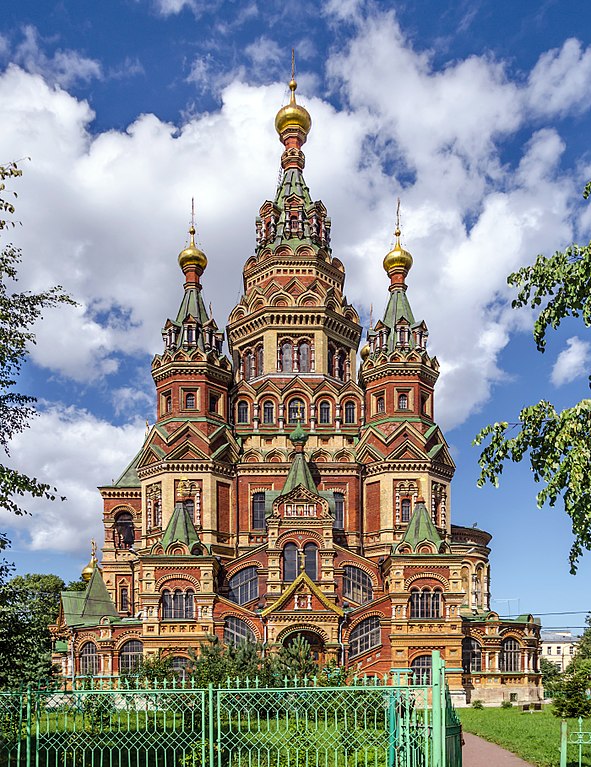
top-left (61, 566), bottom-right (119, 627)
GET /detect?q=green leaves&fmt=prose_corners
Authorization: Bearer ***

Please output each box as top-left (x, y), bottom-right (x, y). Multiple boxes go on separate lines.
top-left (475, 181), bottom-right (591, 573)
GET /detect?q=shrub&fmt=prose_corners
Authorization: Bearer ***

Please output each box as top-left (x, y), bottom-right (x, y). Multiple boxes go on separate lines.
top-left (471, 699), bottom-right (484, 709)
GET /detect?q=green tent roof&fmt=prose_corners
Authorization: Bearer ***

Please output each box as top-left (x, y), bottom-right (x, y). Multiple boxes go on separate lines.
top-left (61, 566), bottom-right (119, 627)
top-left (161, 502), bottom-right (202, 552)
top-left (398, 501), bottom-right (442, 552)
top-left (281, 452), bottom-right (318, 495)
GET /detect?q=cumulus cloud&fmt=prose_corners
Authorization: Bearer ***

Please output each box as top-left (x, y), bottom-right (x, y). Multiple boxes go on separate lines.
top-left (527, 38), bottom-right (591, 118)
top-left (0, 406), bottom-right (145, 556)
top-left (551, 337), bottom-right (591, 386)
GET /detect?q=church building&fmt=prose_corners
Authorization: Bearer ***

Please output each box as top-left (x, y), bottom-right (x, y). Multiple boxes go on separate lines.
top-left (52, 76), bottom-right (541, 705)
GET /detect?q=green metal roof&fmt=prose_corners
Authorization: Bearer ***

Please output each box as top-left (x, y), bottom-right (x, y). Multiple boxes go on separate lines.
top-left (399, 501), bottom-right (442, 551)
top-left (114, 448), bottom-right (141, 487)
top-left (161, 502), bottom-right (202, 552)
top-left (61, 567), bottom-right (119, 628)
top-left (281, 452), bottom-right (318, 495)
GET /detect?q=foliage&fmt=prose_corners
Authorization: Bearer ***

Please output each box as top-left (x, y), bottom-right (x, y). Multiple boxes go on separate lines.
top-left (474, 182), bottom-right (591, 572)
top-left (126, 651), bottom-right (176, 684)
top-left (551, 660), bottom-right (591, 718)
top-left (540, 657), bottom-right (562, 689)
top-left (0, 161), bottom-right (74, 522)
top-left (273, 636), bottom-right (317, 680)
top-left (471, 699), bottom-right (484, 709)
top-left (575, 613), bottom-right (591, 661)
top-left (0, 572), bottom-right (65, 687)
top-left (460, 705), bottom-right (591, 767)
top-left (500, 699), bottom-right (513, 709)
top-left (317, 658), bottom-right (350, 686)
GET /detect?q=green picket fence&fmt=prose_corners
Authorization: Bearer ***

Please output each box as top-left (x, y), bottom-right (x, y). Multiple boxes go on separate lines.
top-left (0, 652), bottom-right (461, 767)
top-left (560, 718), bottom-right (591, 767)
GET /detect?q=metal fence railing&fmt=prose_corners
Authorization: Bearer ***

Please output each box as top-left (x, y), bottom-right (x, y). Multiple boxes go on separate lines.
top-left (0, 651), bottom-right (462, 767)
top-left (560, 717), bottom-right (591, 767)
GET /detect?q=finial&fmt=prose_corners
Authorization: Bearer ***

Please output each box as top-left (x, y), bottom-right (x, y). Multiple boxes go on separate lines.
top-left (395, 197), bottom-right (401, 237)
top-left (190, 197), bottom-right (196, 239)
top-left (209, 301), bottom-right (213, 319)
top-left (383, 197), bottom-right (413, 278)
top-left (91, 538), bottom-right (97, 559)
top-left (275, 49), bottom-right (311, 140)
top-left (145, 419), bottom-right (149, 437)
top-left (369, 303), bottom-right (373, 330)
top-left (289, 49), bottom-right (297, 103)
top-left (178, 197), bottom-right (207, 273)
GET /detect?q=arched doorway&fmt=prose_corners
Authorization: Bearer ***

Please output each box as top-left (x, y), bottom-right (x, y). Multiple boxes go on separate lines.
top-left (282, 629), bottom-right (326, 663)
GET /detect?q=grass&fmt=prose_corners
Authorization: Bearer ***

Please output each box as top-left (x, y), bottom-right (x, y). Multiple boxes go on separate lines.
top-left (459, 705), bottom-right (591, 767)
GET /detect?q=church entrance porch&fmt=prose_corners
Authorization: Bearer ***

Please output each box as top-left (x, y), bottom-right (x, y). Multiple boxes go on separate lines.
top-left (282, 629), bottom-right (326, 663)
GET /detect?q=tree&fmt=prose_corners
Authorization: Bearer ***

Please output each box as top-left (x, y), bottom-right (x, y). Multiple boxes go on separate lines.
top-left (273, 636), bottom-right (317, 680)
top-left (573, 613), bottom-right (591, 662)
top-left (474, 183), bottom-right (591, 573)
top-left (540, 657), bottom-right (561, 689)
top-left (0, 161), bottom-right (74, 524)
top-left (0, 572), bottom-right (65, 687)
top-left (551, 660), bottom-right (591, 718)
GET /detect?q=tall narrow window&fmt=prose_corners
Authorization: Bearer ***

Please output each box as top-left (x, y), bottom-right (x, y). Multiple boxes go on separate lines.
top-left (377, 396), bottom-right (385, 414)
top-left (243, 351), bottom-right (253, 381)
top-left (79, 642), bottom-right (99, 675)
top-left (333, 492), bottom-right (344, 529)
top-left (281, 342), bottom-right (293, 373)
top-left (299, 341), bottom-right (310, 372)
top-left (185, 392), bottom-right (196, 409)
top-left (283, 543), bottom-right (298, 582)
top-left (184, 590), bottom-right (195, 619)
top-left (114, 512), bottom-right (135, 549)
top-left (154, 499), bottom-right (162, 528)
top-left (263, 401), bottom-right (275, 424)
top-left (288, 398), bottom-right (305, 423)
top-left (237, 401), bottom-right (249, 424)
top-left (256, 345), bottom-right (264, 376)
top-left (462, 638), bottom-right (482, 673)
top-left (335, 351), bottom-right (345, 380)
top-left (319, 400), bottom-right (330, 424)
top-left (499, 638), bottom-right (521, 672)
top-left (173, 589), bottom-right (184, 618)
top-left (252, 492), bottom-right (266, 529)
top-left (401, 499), bottom-right (411, 522)
top-left (162, 590), bottom-right (173, 618)
top-left (304, 543), bottom-right (318, 581)
top-left (344, 401), bottom-right (355, 424)
top-left (120, 586), bottom-right (129, 612)
top-left (183, 499), bottom-right (194, 522)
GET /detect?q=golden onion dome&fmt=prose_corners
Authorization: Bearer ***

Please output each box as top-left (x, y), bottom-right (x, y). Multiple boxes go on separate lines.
top-left (383, 227), bottom-right (413, 274)
top-left (275, 78), bottom-right (312, 137)
top-left (81, 556), bottom-right (97, 582)
top-left (178, 225), bottom-right (207, 272)
top-left (360, 342), bottom-right (371, 360)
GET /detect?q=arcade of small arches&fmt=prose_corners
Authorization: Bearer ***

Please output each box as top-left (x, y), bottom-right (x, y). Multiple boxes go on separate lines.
top-left (238, 338), bottom-right (352, 382)
top-left (234, 394), bottom-right (361, 427)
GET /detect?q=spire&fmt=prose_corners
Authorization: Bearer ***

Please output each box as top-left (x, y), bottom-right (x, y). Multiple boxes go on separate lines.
top-left (81, 539), bottom-right (99, 582)
top-left (281, 420), bottom-right (318, 495)
top-left (383, 199), bottom-right (413, 288)
top-left (396, 499), bottom-right (443, 553)
top-left (161, 501), bottom-right (202, 553)
top-left (178, 199), bottom-right (208, 278)
top-left (275, 50), bottom-right (312, 165)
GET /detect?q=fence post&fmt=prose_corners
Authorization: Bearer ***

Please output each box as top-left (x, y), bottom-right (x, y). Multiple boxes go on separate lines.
top-left (25, 684), bottom-right (32, 767)
top-left (208, 683), bottom-right (215, 767)
top-left (559, 719), bottom-right (567, 767)
top-left (432, 651), bottom-right (444, 767)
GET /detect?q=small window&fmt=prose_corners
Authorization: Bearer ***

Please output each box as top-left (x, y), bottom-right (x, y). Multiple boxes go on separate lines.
top-left (80, 642), bottom-right (99, 675)
top-left (228, 566), bottom-right (258, 605)
top-left (164, 395), bottom-right (172, 413)
top-left (209, 393), bottom-right (220, 413)
top-left (252, 492), bottom-right (266, 529)
top-left (288, 398), bottom-right (305, 423)
top-left (333, 492), bottom-right (344, 529)
top-left (185, 392), bottom-right (196, 409)
top-left (377, 396), bottom-right (385, 414)
top-left (401, 499), bottom-right (411, 523)
top-left (114, 512), bottom-right (135, 549)
top-left (119, 640), bottom-right (143, 674)
top-left (319, 400), bottom-right (330, 424)
top-left (304, 543), bottom-right (318, 581)
top-left (224, 616), bottom-right (254, 646)
top-left (120, 586), bottom-right (129, 612)
top-left (349, 616), bottom-right (380, 658)
top-left (281, 341), bottom-right (293, 373)
top-left (398, 393), bottom-right (409, 410)
top-left (263, 401), bottom-right (275, 424)
top-left (344, 401), bottom-right (356, 424)
top-left (283, 543), bottom-right (298, 582)
top-left (299, 341), bottom-right (310, 373)
top-left (411, 655), bottom-right (432, 685)
top-left (237, 401), bottom-right (249, 424)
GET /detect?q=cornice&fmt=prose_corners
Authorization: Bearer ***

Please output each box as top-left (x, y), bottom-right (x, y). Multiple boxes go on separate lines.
top-left (99, 488), bottom-right (141, 499)
top-left (137, 460), bottom-right (235, 480)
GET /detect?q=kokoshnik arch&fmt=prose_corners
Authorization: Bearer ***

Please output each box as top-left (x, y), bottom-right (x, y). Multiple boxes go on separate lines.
top-left (52, 75), bottom-right (541, 705)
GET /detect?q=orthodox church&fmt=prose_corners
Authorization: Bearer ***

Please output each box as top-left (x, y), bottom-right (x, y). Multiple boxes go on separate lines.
top-left (52, 76), bottom-right (541, 705)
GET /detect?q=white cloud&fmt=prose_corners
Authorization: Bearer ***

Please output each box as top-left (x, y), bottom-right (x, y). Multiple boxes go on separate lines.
top-left (152, 0), bottom-right (211, 16)
top-left (13, 25), bottom-right (102, 88)
top-left (0, 406), bottom-right (145, 556)
top-left (527, 38), bottom-right (591, 118)
top-left (245, 36), bottom-right (283, 69)
top-left (551, 336), bottom-right (591, 387)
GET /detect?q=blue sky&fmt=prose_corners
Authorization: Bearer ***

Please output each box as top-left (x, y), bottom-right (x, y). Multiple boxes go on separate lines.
top-left (1, 0), bottom-right (591, 632)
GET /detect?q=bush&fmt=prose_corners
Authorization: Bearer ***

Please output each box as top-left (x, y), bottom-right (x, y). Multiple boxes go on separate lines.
top-left (501, 700), bottom-right (513, 709)
top-left (471, 699), bottom-right (484, 709)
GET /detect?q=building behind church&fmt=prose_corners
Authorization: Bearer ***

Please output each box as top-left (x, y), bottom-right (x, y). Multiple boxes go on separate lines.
top-left (52, 76), bottom-right (541, 705)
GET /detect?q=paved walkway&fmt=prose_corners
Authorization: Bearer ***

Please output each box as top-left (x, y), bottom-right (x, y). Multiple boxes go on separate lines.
top-left (463, 733), bottom-right (536, 767)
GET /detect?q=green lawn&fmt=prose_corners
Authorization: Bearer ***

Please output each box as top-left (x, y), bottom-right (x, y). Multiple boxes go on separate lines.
top-left (459, 706), bottom-right (591, 767)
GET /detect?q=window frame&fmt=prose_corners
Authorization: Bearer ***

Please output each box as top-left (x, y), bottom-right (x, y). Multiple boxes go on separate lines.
top-left (79, 642), bottom-right (99, 676)
top-left (228, 566), bottom-right (259, 606)
top-left (237, 400), bottom-right (249, 424)
top-left (318, 400), bottom-right (331, 424)
top-left (223, 616), bottom-right (255, 646)
top-left (344, 401), bottom-right (356, 424)
top-left (349, 616), bottom-right (381, 659)
top-left (333, 492), bottom-right (344, 529)
top-left (343, 566), bottom-right (373, 605)
top-left (119, 639), bottom-right (143, 674)
top-left (251, 492), bottom-right (266, 529)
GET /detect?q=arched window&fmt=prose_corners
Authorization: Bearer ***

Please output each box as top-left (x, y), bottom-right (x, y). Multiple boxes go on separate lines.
top-left (500, 638), bottom-right (521, 673)
top-left (119, 640), bottom-right (143, 674)
top-left (172, 656), bottom-right (189, 682)
top-left (244, 351), bottom-right (253, 381)
top-left (288, 398), bottom-right (305, 423)
top-left (173, 590), bottom-right (184, 618)
top-left (263, 400), bottom-right (275, 424)
top-left (183, 499), bottom-right (195, 522)
top-left (299, 341), bottom-right (310, 373)
top-left (184, 590), bottom-right (195, 619)
top-left (344, 401), bottom-right (356, 424)
top-left (164, 395), bottom-right (172, 413)
top-left (409, 588), bottom-right (442, 619)
top-left (283, 543), bottom-right (298, 582)
top-left (252, 492), bottom-right (266, 529)
top-left (398, 393), bottom-right (408, 410)
top-left (224, 616), bottom-right (254, 646)
top-left (185, 392), bottom-right (196, 409)
top-left (114, 511), bottom-right (135, 549)
top-left (343, 566), bottom-right (373, 604)
top-left (304, 543), bottom-right (318, 581)
top-left (256, 345), bottom-right (264, 376)
top-left (319, 400), bottom-right (330, 424)
top-left (349, 616), bottom-right (381, 658)
top-left (237, 400), bottom-right (249, 424)
top-left (401, 499), bottom-right (411, 523)
top-left (162, 589), bottom-right (194, 619)
top-left (79, 642), bottom-right (98, 675)
top-left (281, 341), bottom-right (293, 373)
top-left (154, 499), bottom-right (162, 528)
top-left (119, 586), bottom-right (129, 612)
top-left (411, 655), bottom-right (432, 685)
top-left (462, 638), bottom-right (482, 673)
top-left (228, 566), bottom-right (258, 605)
top-left (377, 396), bottom-right (385, 414)
top-left (333, 492), bottom-right (344, 529)
top-left (335, 350), bottom-right (345, 380)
